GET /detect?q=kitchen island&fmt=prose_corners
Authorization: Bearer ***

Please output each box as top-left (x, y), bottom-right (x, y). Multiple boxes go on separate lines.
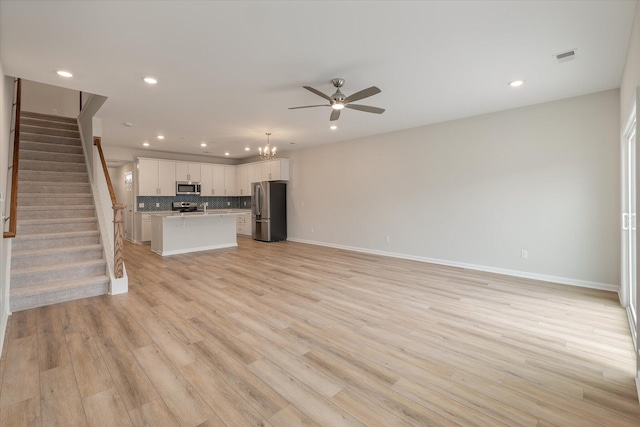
top-left (150, 211), bottom-right (241, 256)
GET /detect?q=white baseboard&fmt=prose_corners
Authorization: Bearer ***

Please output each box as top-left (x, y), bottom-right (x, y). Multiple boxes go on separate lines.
top-left (110, 264), bottom-right (129, 295)
top-left (287, 237), bottom-right (618, 292)
top-left (151, 242), bottom-right (237, 257)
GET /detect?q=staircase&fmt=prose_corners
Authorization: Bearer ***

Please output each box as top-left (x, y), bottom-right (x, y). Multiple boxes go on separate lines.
top-left (10, 111), bottom-right (109, 312)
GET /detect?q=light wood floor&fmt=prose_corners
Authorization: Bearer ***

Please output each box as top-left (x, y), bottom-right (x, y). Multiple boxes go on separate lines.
top-left (0, 237), bottom-right (638, 426)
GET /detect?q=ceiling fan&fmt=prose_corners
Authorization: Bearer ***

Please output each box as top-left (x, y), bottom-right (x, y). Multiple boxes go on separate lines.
top-left (289, 78), bottom-right (385, 121)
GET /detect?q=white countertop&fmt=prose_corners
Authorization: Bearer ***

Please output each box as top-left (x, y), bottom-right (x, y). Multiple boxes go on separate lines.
top-left (150, 209), bottom-right (251, 219)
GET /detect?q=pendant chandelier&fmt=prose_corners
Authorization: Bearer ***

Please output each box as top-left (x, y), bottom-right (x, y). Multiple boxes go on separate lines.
top-left (258, 132), bottom-right (276, 160)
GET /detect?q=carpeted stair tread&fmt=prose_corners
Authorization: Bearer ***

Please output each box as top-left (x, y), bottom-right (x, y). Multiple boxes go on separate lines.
top-left (18, 217), bottom-right (96, 225)
top-left (20, 124), bottom-right (80, 138)
top-left (10, 275), bottom-right (110, 312)
top-left (19, 194), bottom-right (92, 203)
top-left (20, 132), bottom-right (82, 146)
top-left (11, 275), bottom-right (110, 297)
top-left (18, 170), bottom-right (89, 183)
top-left (20, 149), bottom-right (85, 163)
top-left (19, 140), bottom-right (83, 154)
top-left (12, 243), bottom-right (103, 258)
top-left (21, 111), bottom-right (77, 123)
top-left (13, 229), bottom-right (99, 241)
top-left (19, 159), bottom-right (87, 173)
top-left (20, 116), bottom-right (79, 131)
top-left (11, 258), bottom-right (105, 277)
top-left (18, 183), bottom-right (92, 194)
top-left (19, 204), bottom-right (95, 211)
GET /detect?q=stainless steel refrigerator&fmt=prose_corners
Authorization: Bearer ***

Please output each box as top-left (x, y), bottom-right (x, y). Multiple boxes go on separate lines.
top-left (251, 181), bottom-right (287, 242)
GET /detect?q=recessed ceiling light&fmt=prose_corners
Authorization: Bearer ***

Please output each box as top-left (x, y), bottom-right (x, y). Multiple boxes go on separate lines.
top-left (224, 152), bottom-right (230, 156)
top-left (330, 125), bottom-right (337, 130)
top-left (57, 70), bottom-right (73, 78)
top-left (143, 77), bottom-right (158, 84)
top-left (122, 122), bottom-right (133, 127)
top-left (157, 135), bottom-right (165, 140)
top-left (289, 142), bottom-right (296, 145)
top-left (200, 143), bottom-right (207, 147)
top-left (143, 142), bottom-right (150, 147)
top-left (509, 80), bottom-right (524, 88)
top-left (244, 147), bottom-right (250, 151)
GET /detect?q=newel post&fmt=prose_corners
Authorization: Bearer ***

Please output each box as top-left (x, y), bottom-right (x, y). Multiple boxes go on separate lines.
top-left (113, 204), bottom-right (125, 279)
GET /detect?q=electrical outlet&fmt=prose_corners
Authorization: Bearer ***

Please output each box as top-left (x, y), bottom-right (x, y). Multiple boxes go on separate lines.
top-left (521, 250), bottom-right (528, 259)
top-left (156, 203), bottom-right (160, 208)
top-left (311, 227), bottom-right (314, 234)
top-left (385, 235), bottom-right (390, 243)
top-left (243, 201), bottom-right (247, 206)
top-left (139, 202), bottom-right (144, 208)
top-left (227, 201), bottom-right (231, 206)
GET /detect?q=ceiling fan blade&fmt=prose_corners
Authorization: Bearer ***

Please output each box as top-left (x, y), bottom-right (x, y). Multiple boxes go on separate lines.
top-left (330, 109), bottom-right (341, 121)
top-left (344, 86), bottom-right (381, 103)
top-left (345, 104), bottom-right (385, 114)
top-left (288, 104), bottom-right (330, 109)
top-left (303, 86), bottom-right (333, 102)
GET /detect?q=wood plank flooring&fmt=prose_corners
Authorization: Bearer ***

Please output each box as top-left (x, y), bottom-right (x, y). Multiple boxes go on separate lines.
top-left (0, 237), bottom-right (638, 426)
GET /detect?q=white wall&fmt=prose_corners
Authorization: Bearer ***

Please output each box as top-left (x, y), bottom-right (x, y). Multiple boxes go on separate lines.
top-left (0, 61), bottom-right (13, 356)
top-left (21, 79), bottom-right (79, 118)
top-left (287, 89), bottom-right (620, 290)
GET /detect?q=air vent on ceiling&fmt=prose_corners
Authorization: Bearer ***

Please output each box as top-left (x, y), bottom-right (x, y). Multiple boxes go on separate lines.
top-left (554, 49), bottom-right (578, 64)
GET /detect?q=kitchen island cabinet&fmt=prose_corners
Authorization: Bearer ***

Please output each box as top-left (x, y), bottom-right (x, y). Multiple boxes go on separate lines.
top-left (150, 212), bottom-right (239, 256)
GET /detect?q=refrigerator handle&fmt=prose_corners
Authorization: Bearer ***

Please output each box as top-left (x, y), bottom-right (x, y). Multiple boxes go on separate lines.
top-left (255, 185), bottom-right (261, 217)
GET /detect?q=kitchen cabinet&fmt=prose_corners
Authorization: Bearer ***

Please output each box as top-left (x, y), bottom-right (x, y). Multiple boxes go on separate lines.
top-left (269, 159), bottom-right (290, 181)
top-left (201, 164), bottom-right (228, 196)
top-left (249, 163), bottom-right (262, 186)
top-left (236, 212), bottom-right (251, 236)
top-left (134, 212), bottom-right (153, 243)
top-left (224, 165), bottom-right (236, 196)
top-left (175, 162), bottom-right (201, 182)
top-left (137, 158), bottom-right (176, 196)
top-left (236, 164), bottom-right (249, 196)
top-left (258, 159), bottom-right (290, 181)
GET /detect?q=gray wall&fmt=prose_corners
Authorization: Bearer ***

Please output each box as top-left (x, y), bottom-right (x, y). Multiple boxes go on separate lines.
top-left (21, 79), bottom-right (79, 118)
top-left (287, 89), bottom-right (620, 289)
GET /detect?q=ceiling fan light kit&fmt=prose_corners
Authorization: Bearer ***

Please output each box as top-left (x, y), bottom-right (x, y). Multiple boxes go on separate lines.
top-left (289, 78), bottom-right (385, 121)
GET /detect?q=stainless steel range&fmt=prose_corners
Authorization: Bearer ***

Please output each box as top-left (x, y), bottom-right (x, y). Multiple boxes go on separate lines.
top-left (172, 201), bottom-right (199, 212)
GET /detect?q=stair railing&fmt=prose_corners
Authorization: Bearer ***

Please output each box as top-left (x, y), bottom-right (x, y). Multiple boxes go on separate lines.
top-left (93, 137), bottom-right (124, 279)
top-left (3, 78), bottom-right (22, 239)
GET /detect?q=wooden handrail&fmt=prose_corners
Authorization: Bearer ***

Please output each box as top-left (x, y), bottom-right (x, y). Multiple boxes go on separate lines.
top-left (94, 136), bottom-right (124, 279)
top-left (3, 78), bottom-right (21, 239)
top-left (94, 137), bottom-right (117, 206)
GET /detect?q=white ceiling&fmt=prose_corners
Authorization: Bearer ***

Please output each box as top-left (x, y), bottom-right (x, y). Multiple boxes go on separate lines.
top-left (0, 1), bottom-right (636, 160)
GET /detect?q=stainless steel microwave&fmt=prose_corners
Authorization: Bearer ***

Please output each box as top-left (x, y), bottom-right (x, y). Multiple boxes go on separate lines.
top-left (176, 181), bottom-right (201, 195)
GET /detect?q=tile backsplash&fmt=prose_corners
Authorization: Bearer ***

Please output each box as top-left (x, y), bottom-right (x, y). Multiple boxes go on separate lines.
top-left (136, 195), bottom-right (251, 211)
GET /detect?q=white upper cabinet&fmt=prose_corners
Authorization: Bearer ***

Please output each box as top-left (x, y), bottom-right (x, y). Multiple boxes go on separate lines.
top-left (137, 158), bottom-right (176, 196)
top-left (249, 163), bottom-right (262, 185)
top-left (201, 164), bottom-right (227, 196)
top-left (259, 159), bottom-right (290, 181)
top-left (137, 157), bottom-right (288, 198)
top-left (175, 162), bottom-right (201, 182)
top-left (236, 164), bottom-right (250, 196)
top-left (224, 165), bottom-right (236, 196)
top-left (200, 164), bottom-right (214, 196)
